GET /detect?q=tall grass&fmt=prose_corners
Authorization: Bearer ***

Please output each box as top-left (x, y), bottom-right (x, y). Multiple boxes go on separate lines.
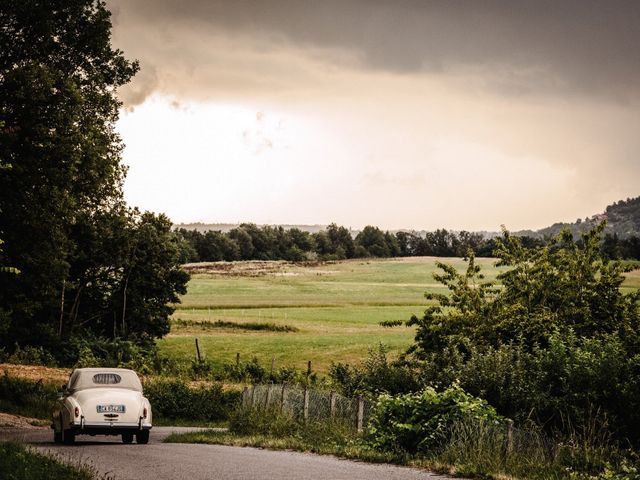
top-left (436, 419), bottom-right (639, 480)
top-left (0, 442), bottom-right (101, 480)
top-left (0, 372), bottom-right (58, 419)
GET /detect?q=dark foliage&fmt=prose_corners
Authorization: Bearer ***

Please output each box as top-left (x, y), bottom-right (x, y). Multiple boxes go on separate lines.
top-left (402, 224), bottom-right (640, 446)
top-left (0, 1), bottom-right (189, 358)
top-left (0, 372), bottom-right (57, 419)
top-left (144, 379), bottom-right (240, 422)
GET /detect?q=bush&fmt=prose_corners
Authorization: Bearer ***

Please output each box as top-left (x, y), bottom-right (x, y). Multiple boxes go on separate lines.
top-left (58, 336), bottom-right (160, 373)
top-left (0, 372), bottom-right (58, 419)
top-left (367, 384), bottom-right (504, 454)
top-left (413, 331), bottom-right (640, 446)
top-left (329, 344), bottom-right (419, 397)
top-left (144, 379), bottom-right (240, 422)
top-left (6, 345), bottom-right (57, 367)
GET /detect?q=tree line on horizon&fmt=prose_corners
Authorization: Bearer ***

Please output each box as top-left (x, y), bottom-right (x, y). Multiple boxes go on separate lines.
top-left (175, 223), bottom-right (640, 263)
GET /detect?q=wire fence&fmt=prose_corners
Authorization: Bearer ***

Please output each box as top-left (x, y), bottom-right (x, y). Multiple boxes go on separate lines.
top-left (241, 383), bottom-right (372, 432)
top-left (242, 384), bottom-right (561, 459)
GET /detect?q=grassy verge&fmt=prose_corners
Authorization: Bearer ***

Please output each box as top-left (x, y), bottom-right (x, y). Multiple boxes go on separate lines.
top-left (0, 372), bottom-right (57, 420)
top-left (165, 426), bottom-right (402, 465)
top-left (166, 407), bottom-right (640, 480)
top-left (0, 442), bottom-right (99, 480)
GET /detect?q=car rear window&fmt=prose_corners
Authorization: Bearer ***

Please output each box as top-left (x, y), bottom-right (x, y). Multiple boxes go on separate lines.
top-left (92, 373), bottom-right (122, 385)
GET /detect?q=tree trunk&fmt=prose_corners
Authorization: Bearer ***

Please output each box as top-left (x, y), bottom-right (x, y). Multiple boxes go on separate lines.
top-left (58, 280), bottom-right (66, 337)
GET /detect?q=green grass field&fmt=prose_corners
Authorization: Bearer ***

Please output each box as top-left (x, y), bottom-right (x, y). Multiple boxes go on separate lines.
top-left (160, 257), bottom-right (640, 373)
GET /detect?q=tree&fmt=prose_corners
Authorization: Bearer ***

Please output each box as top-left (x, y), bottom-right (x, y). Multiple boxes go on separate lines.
top-left (325, 223), bottom-right (355, 259)
top-left (404, 225), bottom-right (640, 443)
top-left (355, 226), bottom-right (390, 257)
top-left (0, 1), bottom-right (188, 354)
top-left (409, 224), bottom-right (640, 357)
top-left (114, 212), bottom-right (189, 340)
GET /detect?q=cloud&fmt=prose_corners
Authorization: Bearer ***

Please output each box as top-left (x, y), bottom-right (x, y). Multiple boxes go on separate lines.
top-left (109, 0), bottom-right (640, 106)
top-left (109, 1), bottom-right (640, 230)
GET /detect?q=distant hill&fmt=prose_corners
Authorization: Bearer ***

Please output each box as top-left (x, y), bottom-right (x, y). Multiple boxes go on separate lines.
top-left (526, 196), bottom-right (640, 239)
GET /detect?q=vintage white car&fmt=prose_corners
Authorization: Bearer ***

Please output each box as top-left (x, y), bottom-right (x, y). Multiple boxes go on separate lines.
top-left (52, 367), bottom-right (152, 444)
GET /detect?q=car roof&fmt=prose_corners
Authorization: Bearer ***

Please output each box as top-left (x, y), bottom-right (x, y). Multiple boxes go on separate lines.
top-left (68, 368), bottom-right (143, 392)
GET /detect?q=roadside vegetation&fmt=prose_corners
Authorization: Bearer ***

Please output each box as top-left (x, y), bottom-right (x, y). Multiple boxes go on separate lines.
top-left (0, 442), bottom-right (99, 480)
top-left (169, 225), bottom-right (640, 480)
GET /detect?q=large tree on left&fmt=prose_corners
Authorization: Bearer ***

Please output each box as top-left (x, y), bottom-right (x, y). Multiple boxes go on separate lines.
top-left (0, 1), bottom-right (140, 348)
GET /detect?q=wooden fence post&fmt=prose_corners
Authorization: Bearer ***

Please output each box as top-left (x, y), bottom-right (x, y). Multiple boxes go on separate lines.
top-left (236, 352), bottom-right (240, 367)
top-left (330, 391), bottom-right (336, 420)
top-left (250, 384), bottom-right (256, 407)
top-left (306, 360), bottom-right (312, 377)
top-left (265, 383), bottom-right (272, 408)
top-left (303, 386), bottom-right (309, 424)
top-left (280, 382), bottom-right (287, 413)
top-left (242, 386), bottom-right (249, 408)
top-left (195, 338), bottom-right (201, 362)
top-left (356, 395), bottom-right (364, 433)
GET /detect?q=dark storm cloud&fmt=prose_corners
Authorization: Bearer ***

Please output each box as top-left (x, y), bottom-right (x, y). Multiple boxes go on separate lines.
top-left (110, 0), bottom-right (640, 102)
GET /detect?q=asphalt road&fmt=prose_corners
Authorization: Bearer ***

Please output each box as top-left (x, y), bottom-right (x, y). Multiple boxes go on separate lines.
top-left (1, 426), bottom-right (454, 480)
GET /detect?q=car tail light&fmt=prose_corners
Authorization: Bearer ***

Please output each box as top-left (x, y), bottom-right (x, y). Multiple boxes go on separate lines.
top-left (74, 406), bottom-right (80, 418)
top-left (143, 407), bottom-right (148, 419)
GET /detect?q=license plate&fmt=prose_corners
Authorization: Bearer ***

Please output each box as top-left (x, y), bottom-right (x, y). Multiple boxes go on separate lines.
top-left (97, 404), bottom-right (125, 413)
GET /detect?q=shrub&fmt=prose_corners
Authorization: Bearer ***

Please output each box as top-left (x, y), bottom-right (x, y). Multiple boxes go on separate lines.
top-left (414, 332), bottom-right (640, 446)
top-left (144, 379), bottom-right (240, 422)
top-left (55, 335), bottom-right (160, 373)
top-left (329, 344), bottom-right (419, 397)
top-left (0, 372), bottom-right (58, 419)
top-left (367, 384), bottom-right (504, 454)
top-left (6, 345), bottom-right (57, 367)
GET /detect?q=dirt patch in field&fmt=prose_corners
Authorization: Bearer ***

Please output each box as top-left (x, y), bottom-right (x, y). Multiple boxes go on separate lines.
top-left (182, 260), bottom-right (331, 277)
top-left (0, 412), bottom-right (49, 429)
top-left (0, 363), bottom-right (71, 385)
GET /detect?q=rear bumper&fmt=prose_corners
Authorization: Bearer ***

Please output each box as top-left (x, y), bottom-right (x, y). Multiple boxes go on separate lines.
top-left (69, 418), bottom-right (152, 436)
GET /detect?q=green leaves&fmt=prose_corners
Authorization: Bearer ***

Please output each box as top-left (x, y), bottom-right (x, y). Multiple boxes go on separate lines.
top-left (367, 384), bottom-right (503, 454)
top-left (0, 2), bottom-right (188, 354)
top-left (411, 224), bottom-right (640, 356)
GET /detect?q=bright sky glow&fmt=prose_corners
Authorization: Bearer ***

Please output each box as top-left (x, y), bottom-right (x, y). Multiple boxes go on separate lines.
top-left (111, 1), bottom-right (640, 231)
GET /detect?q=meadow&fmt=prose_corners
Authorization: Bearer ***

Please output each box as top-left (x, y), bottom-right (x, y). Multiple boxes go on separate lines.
top-left (160, 257), bottom-right (640, 373)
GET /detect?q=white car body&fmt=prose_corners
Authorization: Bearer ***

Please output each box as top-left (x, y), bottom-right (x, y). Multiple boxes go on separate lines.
top-left (52, 367), bottom-right (152, 444)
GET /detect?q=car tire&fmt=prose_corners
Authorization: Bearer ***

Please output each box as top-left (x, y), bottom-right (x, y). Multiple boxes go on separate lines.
top-left (136, 430), bottom-right (149, 444)
top-left (62, 426), bottom-right (75, 445)
top-left (54, 415), bottom-right (63, 444)
top-left (122, 433), bottom-right (134, 444)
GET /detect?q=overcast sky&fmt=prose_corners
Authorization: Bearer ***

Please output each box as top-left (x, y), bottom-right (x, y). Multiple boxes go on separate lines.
top-left (108, 0), bottom-right (640, 231)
